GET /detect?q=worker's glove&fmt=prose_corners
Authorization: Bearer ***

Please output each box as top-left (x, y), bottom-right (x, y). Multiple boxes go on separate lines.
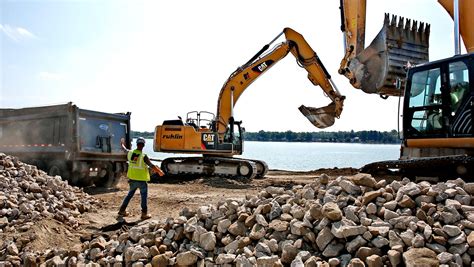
top-left (152, 166), bottom-right (165, 177)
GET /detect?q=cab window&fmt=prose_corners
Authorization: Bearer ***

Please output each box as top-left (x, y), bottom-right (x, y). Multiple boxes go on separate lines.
top-left (449, 61), bottom-right (469, 114)
top-left (408, 68), bottom-right (444, 133)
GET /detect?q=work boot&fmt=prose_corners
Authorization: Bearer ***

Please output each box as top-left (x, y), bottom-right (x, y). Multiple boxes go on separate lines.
top-left (118, 209), bottom-right (129, 217)
top-left (141, 212), bottom-right (151, 220)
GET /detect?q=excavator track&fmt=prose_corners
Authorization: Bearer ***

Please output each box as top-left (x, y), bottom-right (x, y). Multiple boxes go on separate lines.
top-left (360, 155), bottom-right (474, 180)
top-left (161, 157), bottom-right (269, 179)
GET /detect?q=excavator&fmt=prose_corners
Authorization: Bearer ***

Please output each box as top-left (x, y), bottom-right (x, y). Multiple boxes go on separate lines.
top-left (153, 28), bottom-right (345, 179)
top-left (339, 0), bottom-right (474, 178)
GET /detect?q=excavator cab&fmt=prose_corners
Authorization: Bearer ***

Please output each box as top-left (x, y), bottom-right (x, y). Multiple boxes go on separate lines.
top-left (340, 0), bottom-right (430, 96)
top-left (403, 53), bottom-right (473, 140)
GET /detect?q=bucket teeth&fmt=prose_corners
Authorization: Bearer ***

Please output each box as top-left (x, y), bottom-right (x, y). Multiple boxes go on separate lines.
top-left (384, 13), bottom-right (430, 44)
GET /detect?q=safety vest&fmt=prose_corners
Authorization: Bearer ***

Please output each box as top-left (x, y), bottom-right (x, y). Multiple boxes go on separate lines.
top-left (127, 149), bottom-right (150, 182)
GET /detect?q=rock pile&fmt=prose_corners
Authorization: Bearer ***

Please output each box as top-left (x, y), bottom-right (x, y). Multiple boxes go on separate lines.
top-left (0, 153), bottom-right (102, 265)
top-left (0, 153), bottom-right (100, 233)
top-left (2, 157), bottom-right (474, 266)
top-left (13, 172), bottom-right (473, 266)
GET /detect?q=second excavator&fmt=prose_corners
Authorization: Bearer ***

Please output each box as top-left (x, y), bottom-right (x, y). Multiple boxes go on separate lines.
top-left (153, 28), bottom-right (345, 179)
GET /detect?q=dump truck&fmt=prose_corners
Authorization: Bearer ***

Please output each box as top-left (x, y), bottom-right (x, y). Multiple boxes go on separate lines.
top-left (0, 102), bottom-right (131, 187)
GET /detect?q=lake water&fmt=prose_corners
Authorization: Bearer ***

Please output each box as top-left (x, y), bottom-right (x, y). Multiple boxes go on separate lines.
top-left (142, 139), bottom-right (400, 171)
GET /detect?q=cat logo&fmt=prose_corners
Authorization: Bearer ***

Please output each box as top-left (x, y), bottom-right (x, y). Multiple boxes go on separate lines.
top-left (202, 134), bottom-right (215, 142)
top-left (257, 62), bottom-right (268, 72)
top-left (251, 60), bottom-right (274, 74)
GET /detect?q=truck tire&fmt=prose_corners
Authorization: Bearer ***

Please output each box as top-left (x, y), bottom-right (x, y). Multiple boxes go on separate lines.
top-left (100, 172), bottom-right (122, 189)
top-left (95, 163), bottom-right (122, 189)
top-left (48, 161), bottom-right (70, 181)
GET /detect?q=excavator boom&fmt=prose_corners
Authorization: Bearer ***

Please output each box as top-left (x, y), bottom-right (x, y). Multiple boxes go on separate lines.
top-left (154, 28), bottom-right (345, 179)
top-left (216, 27), bottom-right (345, 133)
top-left (438, 0), bottom-right (474, 53)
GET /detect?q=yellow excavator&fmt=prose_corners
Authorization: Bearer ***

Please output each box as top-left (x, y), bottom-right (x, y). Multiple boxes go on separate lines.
top-left (340, 0), bottom-right (474, 178)
top-left (153, 28), bottom-right (345, 179)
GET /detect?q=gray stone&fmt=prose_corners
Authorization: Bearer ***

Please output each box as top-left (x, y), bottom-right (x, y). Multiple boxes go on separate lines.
top-left (426, 243), bottom-right (447, 253)
top-left (346, 235), bottom-right (367, 253)
top-left (366, 203), bottom-right (377, 215)
top-left (371, 236), bottom-right (389, 248)
top-left (448, 243), bottom-right (469, 255)
top-left (448, 232), bottom-right (466, 245)
top-left (176, 251), bottom-right (198, 266)
top-left (402, 248), bottom-right (438, 267)
top-left (316, 226), bottom-right (334, 251)
top-left (340, 179), bottom-right (361, 195)
top-left (256, 242), bottom-right (271, 257)
top-left (217, 219), bottom-right (231, 233)
top-left (322, 202), bottom-right (342, 221)
top-left (366, 255), bottom-right (383, 267)
top-left (249, 223), bottom-right (266, 240)
top-left (281, 244), bottom-right (298, 264)
top-left (437, 252), bottom-right (454, 264)
top-left (322, 242), bottom-right (344, 257)
top-left (255, 214), bottom-right (268, 227)
top-left (199, 232), bottom-right (216, 251)
top-left (228, 221), bottom-right (247, 236)
top-left (388, 250), bottom-right (401, 267)
top-left (350, 173), bottom-right (377, 188)
top-left (269, 220), bottom-right (288, 232)
top-left (384, 209), bottom-right (399, 221)
top-left (290, 221), bottom-right (309, 236)
top-left (215, 254), bottom-right (236, 265)
top-left (443, 225), bottom-right (462, 237)
top-left (130, 246), bottom-right (149, 262)
top-left (331, 222), bottom-right (366, 239)
top-left (256, 255), bottom-right (279, 266)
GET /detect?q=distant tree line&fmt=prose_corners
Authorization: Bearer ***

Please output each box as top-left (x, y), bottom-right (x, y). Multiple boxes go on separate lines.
top-left (244, 130), bottom-right (400, 144)
top-left (131, 131), bottom-right (154, 139)
top-left (133, 130), bottom-right (400, 144)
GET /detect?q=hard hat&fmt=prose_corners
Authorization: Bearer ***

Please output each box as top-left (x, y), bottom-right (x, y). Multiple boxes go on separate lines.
top-left (136, 137), bottom-right (146, 144)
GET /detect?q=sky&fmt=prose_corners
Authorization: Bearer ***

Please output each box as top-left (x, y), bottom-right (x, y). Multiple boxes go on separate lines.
top-left (0, 0), bottom-right (462, 132)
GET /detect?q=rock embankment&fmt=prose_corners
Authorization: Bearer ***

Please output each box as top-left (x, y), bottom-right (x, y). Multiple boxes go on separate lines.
top-left (1, 152), bottom-right (474, 266)
top-left (11, 173), bottom-right (474, 266)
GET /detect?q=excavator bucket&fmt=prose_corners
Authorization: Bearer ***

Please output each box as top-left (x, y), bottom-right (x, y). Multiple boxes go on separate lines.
top-left (299, 103), bottom-right (337, 129)
top-left (348, 14), bottom-right (430, 96)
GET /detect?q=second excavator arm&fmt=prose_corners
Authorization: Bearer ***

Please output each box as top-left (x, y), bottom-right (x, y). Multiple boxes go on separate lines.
top-left (214, 27), bottom-right (345, 137)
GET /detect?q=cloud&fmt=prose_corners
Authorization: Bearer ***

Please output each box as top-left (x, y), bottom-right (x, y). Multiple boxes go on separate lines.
top-left (38, 72), bottom-right (64, 81)
top-left (0, 24), bottom-right (37, 42)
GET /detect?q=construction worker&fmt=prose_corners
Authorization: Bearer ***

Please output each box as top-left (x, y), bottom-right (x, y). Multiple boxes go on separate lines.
top-left (118, 137), bottom-right (164, 219)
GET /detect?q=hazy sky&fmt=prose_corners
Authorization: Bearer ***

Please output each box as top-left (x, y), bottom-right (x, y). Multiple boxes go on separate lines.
top-left (0, 0), bottom-right (461, 132)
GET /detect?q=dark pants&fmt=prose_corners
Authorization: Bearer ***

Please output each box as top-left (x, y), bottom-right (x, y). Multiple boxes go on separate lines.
top-left (119, 180), bottom-right (148, 212)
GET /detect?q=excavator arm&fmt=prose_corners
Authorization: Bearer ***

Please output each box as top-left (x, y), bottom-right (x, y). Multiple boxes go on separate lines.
top-left (215, 27), bottom-right (345, 136)
top-left (438, 0), bottom-right (474, 53)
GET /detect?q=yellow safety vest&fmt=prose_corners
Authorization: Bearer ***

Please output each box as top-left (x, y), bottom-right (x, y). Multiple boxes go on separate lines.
top-left (127, 150), bottom-right (150, 182)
